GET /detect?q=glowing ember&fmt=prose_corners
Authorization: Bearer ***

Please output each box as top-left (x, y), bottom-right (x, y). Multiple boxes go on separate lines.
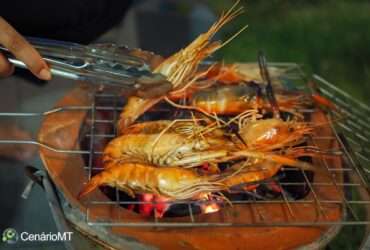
top-left (138, 193), bottom-right (171, 218)
top-left (139, 194), bottom-right (155, 216)
top-left (198, 193), bottom-right (221, 214)
top-left (201, 202), bottom-right (220, 214)
top-left (153, 195), bottom-right (172, 218)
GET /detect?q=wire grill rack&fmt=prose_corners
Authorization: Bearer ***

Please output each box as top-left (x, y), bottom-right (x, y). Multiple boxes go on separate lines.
top-left (1, 63), bottom-right (370, 229)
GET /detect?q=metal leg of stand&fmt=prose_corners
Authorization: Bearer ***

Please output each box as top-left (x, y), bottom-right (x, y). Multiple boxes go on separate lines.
top-left (23, 166), bottom-right (76, 250)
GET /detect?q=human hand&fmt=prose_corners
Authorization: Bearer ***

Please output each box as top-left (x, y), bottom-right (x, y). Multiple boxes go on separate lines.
top-left (0, 17), bottom-right (51, 80)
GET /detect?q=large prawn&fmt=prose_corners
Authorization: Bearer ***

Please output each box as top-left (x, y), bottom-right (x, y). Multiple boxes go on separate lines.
top-left (202, 62), bottom-right (295, 85)
top-left (189, 83), bottom-right (335, 116)
top-left (105, 117), bottom-right (318, 172)
top-left (117, 1), bottom-right (247, 133)
top-left (78, 163), bottom-right (225, 200)
top-left (168, 52), bottom-right (336, 118)
top-left (78, 159), bottom-right (316, 201)
top-left (103, 120), bottom-right (233, 168)
top-left (229, 115), bottom-right (341, 171)
top-left (190, 83), bottom-right (310, 115)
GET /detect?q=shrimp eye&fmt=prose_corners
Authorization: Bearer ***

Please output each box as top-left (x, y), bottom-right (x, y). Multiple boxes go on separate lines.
top-left (288, 127), bottom-right (294, 132)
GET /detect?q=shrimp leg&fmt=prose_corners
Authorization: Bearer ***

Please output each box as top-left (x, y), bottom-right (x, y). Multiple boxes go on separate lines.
top-left (232, 150), bottom-right (317, 172)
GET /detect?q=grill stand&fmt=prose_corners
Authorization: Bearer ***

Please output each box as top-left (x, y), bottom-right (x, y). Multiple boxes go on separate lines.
top-left (0, 65), bottom-right (368, 249)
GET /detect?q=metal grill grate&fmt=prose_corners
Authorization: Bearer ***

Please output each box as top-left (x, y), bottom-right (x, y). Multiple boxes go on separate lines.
top-left (82, 91), bottom-right (370, 227)
top-left (1, 63), bottom-right (369, 229)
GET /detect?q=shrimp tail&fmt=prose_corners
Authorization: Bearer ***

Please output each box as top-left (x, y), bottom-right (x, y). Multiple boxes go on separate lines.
top-left (78, 174), bottom-right (105, 200)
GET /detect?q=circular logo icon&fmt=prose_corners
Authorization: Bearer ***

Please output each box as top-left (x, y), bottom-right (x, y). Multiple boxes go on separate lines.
top-left (2, 228), bottom-right (18, 244)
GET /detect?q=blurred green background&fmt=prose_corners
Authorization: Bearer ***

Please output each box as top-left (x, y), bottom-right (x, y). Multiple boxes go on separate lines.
top-left (209, 0), bottom-right (370, 106)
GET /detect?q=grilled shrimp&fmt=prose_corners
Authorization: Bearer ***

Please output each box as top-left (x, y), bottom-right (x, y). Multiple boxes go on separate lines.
top-left (78, 163), bottom-right (225, 200)
top-left (191, 83), bottom-right (262, 115)
top-left (103, 120), bottom-right (231, 168)
top-left (106, 118), bottom-right (316, 171)
top-left (190, 83), bottom-right (310, 115)
top-left (191, 83), bottom-right (335, 116)
top-left (78, 160), bottom-right (313, 201)
top-left (124, 120), bottom-right (224, 137)
top-left (204, 63), bottom-right (296, 85)
top-left (118, 1), bottom-right (247, 133)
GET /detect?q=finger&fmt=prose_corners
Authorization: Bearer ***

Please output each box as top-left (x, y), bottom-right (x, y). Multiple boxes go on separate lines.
top-left (0, 52), bottom-right (14, 78)
top-left (0, 17), bottom-right (51, 80)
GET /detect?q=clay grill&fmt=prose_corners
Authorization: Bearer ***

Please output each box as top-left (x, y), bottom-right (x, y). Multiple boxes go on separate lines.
top-left (2, 63), bottom-right (370, 249)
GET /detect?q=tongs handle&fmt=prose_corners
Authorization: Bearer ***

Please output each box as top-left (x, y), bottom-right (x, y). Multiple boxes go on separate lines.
top-left (1, 37), bottom-right (88, 79)
top-left (28, 37), bottom-right (146, 68)
top-left (0, 37), bottom-right (172, 98)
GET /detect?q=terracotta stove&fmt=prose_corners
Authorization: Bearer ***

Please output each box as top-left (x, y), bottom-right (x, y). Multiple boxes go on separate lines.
top-left (36, 79), bottom-right (350, 250)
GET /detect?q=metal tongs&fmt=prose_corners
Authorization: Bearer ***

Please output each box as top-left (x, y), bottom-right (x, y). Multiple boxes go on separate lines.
top-left (0, 37), bottom-right (171, 98)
